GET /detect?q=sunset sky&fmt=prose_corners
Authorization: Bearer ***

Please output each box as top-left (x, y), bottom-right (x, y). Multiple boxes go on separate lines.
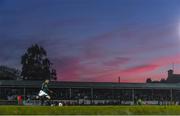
top-left (1, 0), bottom-right (180, 82)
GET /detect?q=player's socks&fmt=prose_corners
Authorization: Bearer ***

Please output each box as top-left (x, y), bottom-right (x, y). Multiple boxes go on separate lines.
top-left (40, 97), bottom-right (45, 106)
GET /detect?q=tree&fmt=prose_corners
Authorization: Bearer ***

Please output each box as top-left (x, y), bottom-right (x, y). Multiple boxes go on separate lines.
top-left (146, 78), bottom-right (152, 83)
top-left (0, 65), bottom-right (21, 80)
top-left (21, 44), bottom-right (57, 80)
top-left (160, 78), bottom-right (166, 83)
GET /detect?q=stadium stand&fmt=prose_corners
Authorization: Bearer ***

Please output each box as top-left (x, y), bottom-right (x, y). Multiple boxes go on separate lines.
top-left (0, 80), bottom-right (180, 105)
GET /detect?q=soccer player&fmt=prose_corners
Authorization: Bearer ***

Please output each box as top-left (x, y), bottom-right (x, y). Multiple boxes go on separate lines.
top-left (36, 79), bottom-right (53, 105)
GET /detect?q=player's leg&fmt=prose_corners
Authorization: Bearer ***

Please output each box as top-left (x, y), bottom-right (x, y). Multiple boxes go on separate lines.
top-left (45, 95), bottom-right (51, 106)
top-left (37, 91), bottom-right (50, 106)
top-left (40, 96), bottom-right (45, 106)
top-left (46, 95), bottom-right (51, 100)
top-left (37, 90), bottom-right (46, 106)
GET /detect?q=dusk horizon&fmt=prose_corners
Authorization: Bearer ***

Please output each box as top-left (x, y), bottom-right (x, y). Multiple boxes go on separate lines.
top-left (1, 0), bottom-right (180, 83)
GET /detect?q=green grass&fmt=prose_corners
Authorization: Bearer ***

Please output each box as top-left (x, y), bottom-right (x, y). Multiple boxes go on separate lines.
top-left (0, 105), bottom-right (180, 115)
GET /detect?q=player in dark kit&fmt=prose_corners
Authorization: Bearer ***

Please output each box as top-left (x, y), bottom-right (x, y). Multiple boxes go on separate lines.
top-left (36, 79), bottom-right (53, 105)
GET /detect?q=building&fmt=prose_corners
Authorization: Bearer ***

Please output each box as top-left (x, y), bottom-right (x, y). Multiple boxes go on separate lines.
top-left (147, 69), bottom-right (180, 83)
top-left (166, 69), bottom-right (180, 83)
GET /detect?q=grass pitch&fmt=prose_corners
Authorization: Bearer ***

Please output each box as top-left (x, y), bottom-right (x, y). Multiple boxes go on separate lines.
top-left (0, 105), bottom-right (180, 115)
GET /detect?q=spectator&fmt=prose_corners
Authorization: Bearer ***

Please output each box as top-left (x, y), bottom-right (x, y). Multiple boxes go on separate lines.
top-left (17, 95), bottom-right (22, 105)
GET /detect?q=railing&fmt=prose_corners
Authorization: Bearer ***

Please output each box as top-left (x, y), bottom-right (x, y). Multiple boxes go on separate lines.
top-left (0, 99), bottom-right (178, 106)
top-left (0, 100), bottom-right (17, 105)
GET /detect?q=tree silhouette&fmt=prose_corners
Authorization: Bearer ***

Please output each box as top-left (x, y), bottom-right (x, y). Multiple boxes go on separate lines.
top-left (21, 44), bottom-right (57, 80)
top-left (0, 66), bottom-right (21, 80)
top-left (160, 78), bottom-right (166, 83)
top-left (146, 78), bottom-right (152, 83)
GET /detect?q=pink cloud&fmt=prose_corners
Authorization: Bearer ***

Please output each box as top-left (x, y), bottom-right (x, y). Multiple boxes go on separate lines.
top-left (81, 22), bottom-right (179, 60)
top-left (51, 22), bottom-right (180, 83)
top-left (53, 57), bottom-right (83, 81)
top-left (53, 54), bottom-right (180, 83)
top-left (103, 57), bottom-right (130, 67)
top-left (122, 64), bottom-right (160, 73)
top-left (153, 54), bottom-right (180, 65)
top-left (84, 54), bottom-right (180, 82)
top-left (81, 31), bottom-right (117, 60)
top-left (125, 42), bottom-right (179, 56)
top-left (118, 54), bottom-right (180, 82)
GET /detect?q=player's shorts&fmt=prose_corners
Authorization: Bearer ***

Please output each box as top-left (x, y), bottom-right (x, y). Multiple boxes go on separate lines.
top-left (38, 90), bottom-right (50, 98)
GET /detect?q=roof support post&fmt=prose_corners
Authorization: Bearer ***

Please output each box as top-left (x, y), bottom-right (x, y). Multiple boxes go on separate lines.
top-left (0, 88), bottom-right (2, 99)
top-left (91, 88), bottom-right (93, 105)
top-left (69, 88), bottom-right (72, 100)
top-left (151, 89), bottom-right (154, 100)
top-left (69, 88), bottom-right (72, 105)
top-left (132, 89), bottom-right (135, 105)
top-left (112, 88), bottom-right (115, 100)
top-left (23, 87), bottom-right (26, 103)
top-left (170, 89), bottom-right (173, 105)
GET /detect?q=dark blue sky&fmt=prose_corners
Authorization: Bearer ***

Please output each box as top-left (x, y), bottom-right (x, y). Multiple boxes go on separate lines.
top-left (1, 0), bottom-right (180, 82)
